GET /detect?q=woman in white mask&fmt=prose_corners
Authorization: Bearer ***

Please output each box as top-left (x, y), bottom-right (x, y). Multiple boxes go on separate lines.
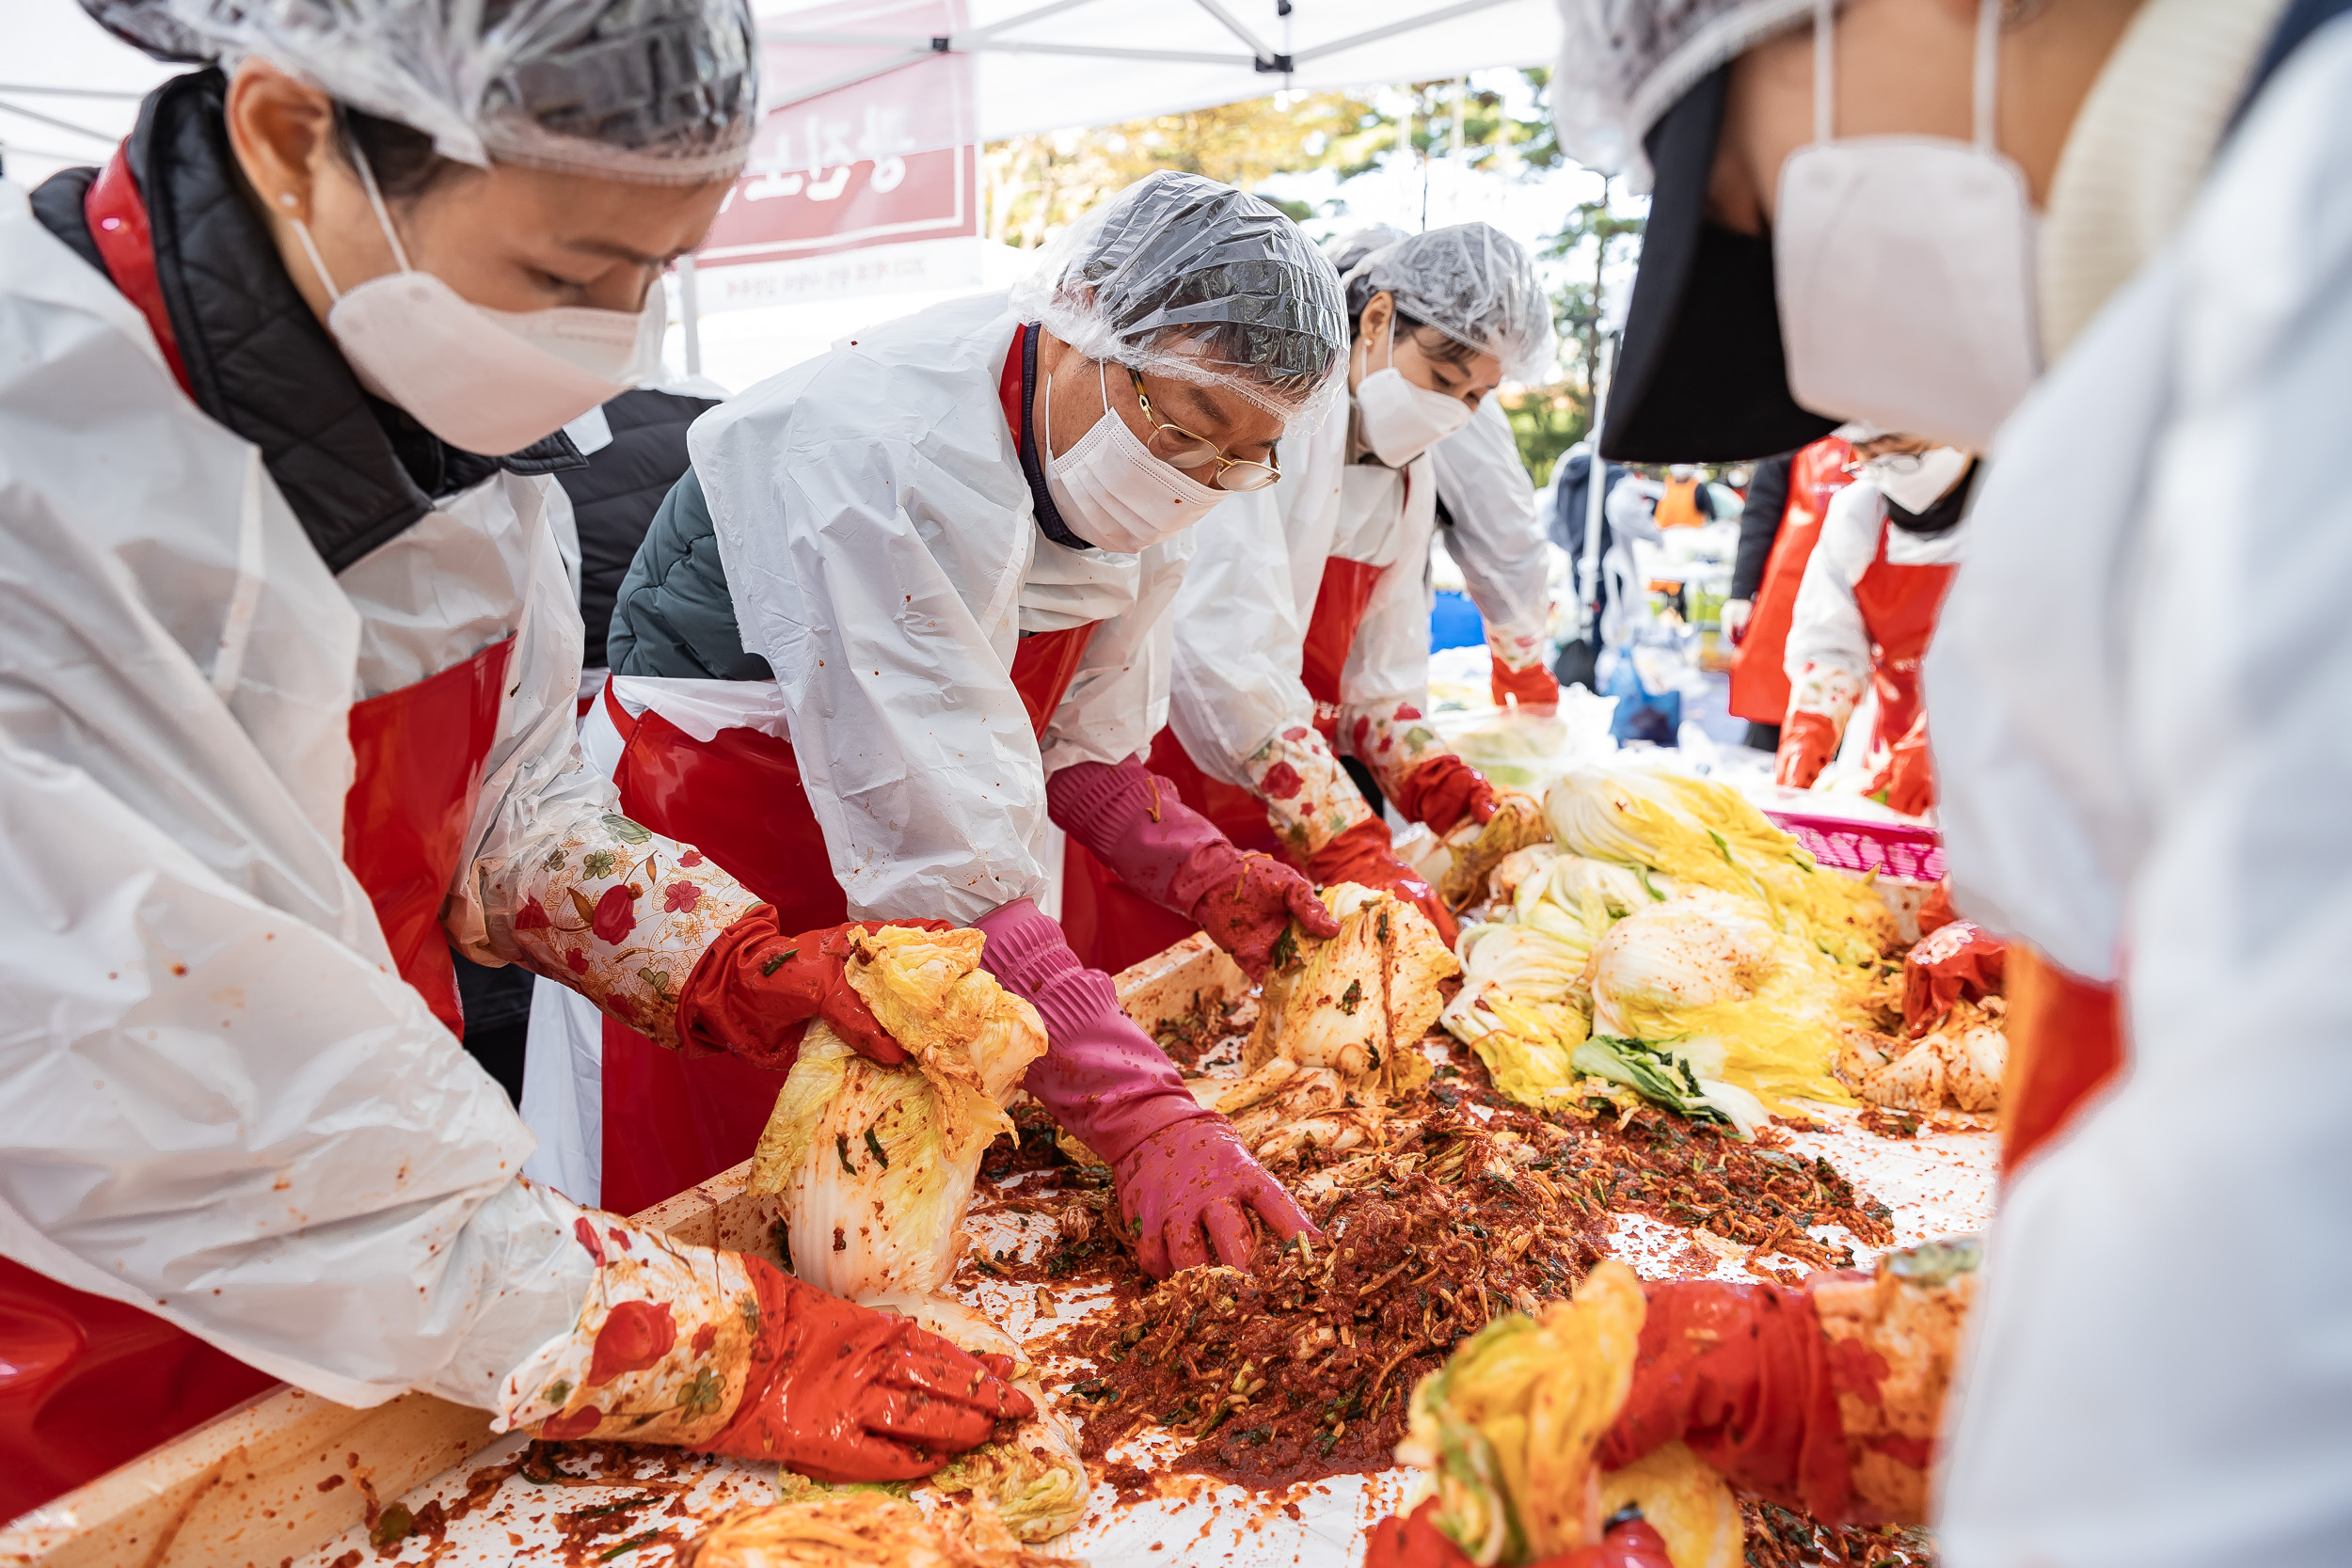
top-left (565, 172), bottom-right (1340, 1278)
top-left (1140, 224), bottom-right (1553, 953)
top-left (0, 0), bottom-right (1034, 1519)
top-left (1356, 3), bottom-right (2352, 1565)
top-left (1775, 431), bottom-right (1975, 815)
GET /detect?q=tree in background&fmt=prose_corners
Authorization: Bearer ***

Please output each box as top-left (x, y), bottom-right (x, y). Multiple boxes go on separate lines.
top-left (984, 71), bottom-right (1563, 248)
top-left (1545, 183), bottom-right (1647, 456)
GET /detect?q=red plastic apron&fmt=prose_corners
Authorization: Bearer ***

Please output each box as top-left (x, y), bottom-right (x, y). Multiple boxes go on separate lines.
top-left (2001, 949), bottom-right (2125, 1176)
top-left (1729, 437), bottom-right (1855, 725)
top-left (597, 324), bottom-right (1100, 1215)
top-left (1061, 553), bottom-right (1388, 974)
top-left (1849, 520), bottom-right (1958, 758)
top-left (0, 148), bottom-right (520, 1521)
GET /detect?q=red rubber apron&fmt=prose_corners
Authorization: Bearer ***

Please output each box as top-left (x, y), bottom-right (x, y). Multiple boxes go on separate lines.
top-left (0, 148), bottom-right (520, 1521)
top-left (1729, 437), bottom-right (1855, 725)
top-left (1062, 553), bottom-right (1388, 974)
top-left (2000, 949), bottom-right (2125, 1176)
top-left (1849, 520), bottom-right (1959, 760)
top-left (596, 325), bottom-right (1099, 1215)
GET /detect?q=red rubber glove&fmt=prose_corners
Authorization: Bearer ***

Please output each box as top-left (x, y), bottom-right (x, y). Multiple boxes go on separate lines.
top-left (1365, 1498), bottom-right (1673, 1568)
top-left (1596, 1280), bottom-right (1851, 1523)
top-left (675, 910), bottom-right (953, 1070)
top-left (1389, 752), bottom-right (1500, 836)
top-left (1773, 709), bottom-right (1840, 790)
top-left (1111, 1114), bottom-right (1317, 1277)
top-left (702, 1257), bottom-right (1032, 1482)
top-left (1185, 847), bottom-right (1341, 979)
top-left (1043, 755), bottom-right (1337, 980)
top-left (1305, 817), bottom-right (1457, 945)
top-left (1491, 658), bottom-right (1562, 709)
top-left (1867, 712), bottom-right (1936, 816)
top-left (1902, 919), bottom-right (2005, 1037)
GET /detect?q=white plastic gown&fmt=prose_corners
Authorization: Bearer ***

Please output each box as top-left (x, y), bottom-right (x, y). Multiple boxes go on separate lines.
top-left (1427, 396), bottom-right (1553, 674)
top-left (1781, 478), bottom-right (1967, 736)
top-left (1168, 398), bottom-right (1454, 855)
top-left (670, 289), bottom-right (1196, 925)
top-left (0, 180), bottom-right (712, 1413)
top-left (1927, 24), bottom-right (2352, 1564)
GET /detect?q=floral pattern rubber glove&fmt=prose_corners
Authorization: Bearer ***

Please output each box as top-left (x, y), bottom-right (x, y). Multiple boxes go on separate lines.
top-left (499, 1211), bottom-right (1030, 1482)
top-left (1244, 724), bottom-right (1376, 861)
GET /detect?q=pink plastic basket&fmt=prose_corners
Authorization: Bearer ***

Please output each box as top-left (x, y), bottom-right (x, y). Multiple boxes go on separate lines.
top-left (1765, 809), bottom-right (1946, 883)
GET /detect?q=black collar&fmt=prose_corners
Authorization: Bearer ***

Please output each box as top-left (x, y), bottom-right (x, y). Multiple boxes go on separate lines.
top-left (1011, 321), bottom-right (1097, 551)
top-left (33, 70), bottom-right (581, 576)
top-left (1887, 461), bottom-right (1979, 539)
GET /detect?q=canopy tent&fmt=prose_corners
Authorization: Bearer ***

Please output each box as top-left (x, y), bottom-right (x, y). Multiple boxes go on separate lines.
top-left (751, 0), bottom-right (1559, 159)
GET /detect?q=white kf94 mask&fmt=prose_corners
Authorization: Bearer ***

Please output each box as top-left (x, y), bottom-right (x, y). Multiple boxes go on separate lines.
top-left (1352, 319), bottom-right (1476, 467)
top-left (1773, 0), bottom-right (2042, 453)
top-left (291, 147), bottom-right (664, 456)
top-left (1042, 359), bottom-right (1230, 553)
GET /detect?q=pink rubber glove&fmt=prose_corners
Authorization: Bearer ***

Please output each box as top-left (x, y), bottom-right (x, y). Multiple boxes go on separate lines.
top-left (1047, 756), bottom-right (1337, 978)
top-left (974, 898), bottom-right (1315, 1276)
top-left (1111, 1115), bottom-right (1316, 1277)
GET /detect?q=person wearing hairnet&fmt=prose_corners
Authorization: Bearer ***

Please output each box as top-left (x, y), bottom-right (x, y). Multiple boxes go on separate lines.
top-left (1361, 2), bottom-right (2352, 1564)
top-left (0, 0), bottom-right (1026, 1515)
top-left (1327, 226), bottom-right (1562, 709)
top-left (1145, 224), bottom-right (1555, 955)
top-left (1776, 432), bottom-right (1976, 816)
top-left (577, 170), bottom-right (1334, 1274)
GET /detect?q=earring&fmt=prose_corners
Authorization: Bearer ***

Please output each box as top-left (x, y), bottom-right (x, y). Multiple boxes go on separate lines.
top-left (278, 192), bottom-right (297, 209)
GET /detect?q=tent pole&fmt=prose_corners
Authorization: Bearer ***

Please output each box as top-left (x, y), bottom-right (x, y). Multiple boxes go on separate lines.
top-left (1580, 330), bottom-right (1616, 645)
top-left (679, 255), bottom-right (703, 378)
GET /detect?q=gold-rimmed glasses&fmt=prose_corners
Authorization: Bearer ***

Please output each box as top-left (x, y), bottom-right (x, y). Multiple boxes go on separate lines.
top-left (1128, 368), bottom-right (1280, 492)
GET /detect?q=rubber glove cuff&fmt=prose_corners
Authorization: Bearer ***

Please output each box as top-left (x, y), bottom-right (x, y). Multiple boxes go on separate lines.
top-left (973, 898), bottom-right (1210, 1166)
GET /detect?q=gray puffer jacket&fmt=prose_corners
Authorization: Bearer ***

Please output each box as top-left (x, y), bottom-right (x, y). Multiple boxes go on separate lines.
top-left (606, 467), bottom-right (772, 681)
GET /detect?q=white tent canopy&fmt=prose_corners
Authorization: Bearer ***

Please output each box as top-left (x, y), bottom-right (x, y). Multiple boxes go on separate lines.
top-left (755, 0), bottom-right (1560, 160)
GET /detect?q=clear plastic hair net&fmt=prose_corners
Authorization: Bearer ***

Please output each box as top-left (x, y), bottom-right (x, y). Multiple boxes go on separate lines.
top-left (1552, 0), bottom-right (1820, 188)
top-left (1009, 170), bottom-right (1349, 425)
top-left (79, 0), bottom-right (759, 184)
top-left (1324, 223), bottom-right (1407, 280)
top-left (1352, 222), bottom-right (1556, 383)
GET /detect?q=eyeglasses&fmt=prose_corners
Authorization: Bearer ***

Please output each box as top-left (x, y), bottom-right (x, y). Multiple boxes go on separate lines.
top-left (1128, 369), bottom-right (1280, 492)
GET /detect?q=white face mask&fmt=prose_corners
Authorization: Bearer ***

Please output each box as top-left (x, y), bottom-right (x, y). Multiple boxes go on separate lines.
top-left (1352, 320), bottom-right (1476, 468)
top-left (291, 148), bottom-right (664, 456)
top-left (1773, 0), bottom-right (2041, 453)
top-left (1868, 446), bottom-right (1972, 514)
top-left (1041, 359), bottom-right (1229, 553)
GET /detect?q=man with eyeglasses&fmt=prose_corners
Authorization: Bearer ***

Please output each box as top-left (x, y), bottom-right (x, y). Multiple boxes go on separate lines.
top-left (1772, 430), bottom-right (1976, 816)
top-left (518, 172), bottom-right (1337, 1281)
top-left (1070, 223), bottom-right (1557, 967)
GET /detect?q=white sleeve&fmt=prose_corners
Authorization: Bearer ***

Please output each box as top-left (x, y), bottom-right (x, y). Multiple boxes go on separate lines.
top-left (1339, 468), bottom-right (1453, 796)
top-left (1041, 530), bottom-right (1194, 774)
top-left (0, 733), bottom-right (594, 1412)
top-left (447, 476), bottom-right (764, 1049)
top-left (1937, 41), bottom-right (2352, 1565)
top-left (1780, 481), bottom-right (1882, 726)
top-left (1606, 476), bottom-right (1664, 543)
top-left (1429, 397), bottom-right (1549, 664)
top-left (699, 390), bottom-right (1047, 925)
top-left (1168, 426), bottom-right (1375, 858)
top-left (1167, 487), bottom-right (1316, 787)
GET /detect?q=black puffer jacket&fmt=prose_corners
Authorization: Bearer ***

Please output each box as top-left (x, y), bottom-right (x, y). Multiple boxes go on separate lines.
top-left (559, 388), bottom-right (719, 668)
top-left (28, 69), bottom-right (581, 569)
